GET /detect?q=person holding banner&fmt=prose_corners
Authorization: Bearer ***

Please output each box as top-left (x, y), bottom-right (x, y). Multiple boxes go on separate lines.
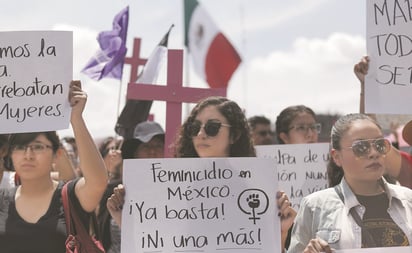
top-left (354, 56), bottom-right (412, 188)
top-left (275, 105), bottom-right (320, 145)
top-left (96, 136), bottom-right (123, 253)
top-left (0, 80), bottom-right (108, 252)
top-left (274, 104), bottom-right (321, 249)
top-left (289, 113), bottom-right (412, 252)
top-left (107, 96), bottom-right (296, 252)
top-left (99, 122), bottom-right (165, 253)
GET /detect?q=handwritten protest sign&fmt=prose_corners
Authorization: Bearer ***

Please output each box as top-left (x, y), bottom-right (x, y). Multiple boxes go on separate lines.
top-left (255, 143), bottom-right (329, 209)
top-left (0, 31), bottom-right (72, 133)
top-left (366, 0), bottom-right (412, 114)
top-left (121, 157), bottom-right (280, 253)
top-left (335, 246), bottom-right (412, 253)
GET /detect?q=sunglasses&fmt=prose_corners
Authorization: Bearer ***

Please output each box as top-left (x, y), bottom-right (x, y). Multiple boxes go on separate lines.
top-left (345, 138), bottom-right (391, 158)
top-left (187, 120), bottom-right (231, 137)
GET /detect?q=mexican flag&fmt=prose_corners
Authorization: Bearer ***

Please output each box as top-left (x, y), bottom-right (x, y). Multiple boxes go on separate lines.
top-left (184, 0), bottom-right (241, 88)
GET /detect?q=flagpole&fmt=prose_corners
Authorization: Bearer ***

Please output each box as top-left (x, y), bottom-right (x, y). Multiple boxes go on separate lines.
top-left (79, 6), bottom-right (129, 140)
top-left (115, 78), bottom-right (123, 140)
top-left (184, 48), bottom-right (191, 120)
top-left (240, 2), bottom-right (248, 111)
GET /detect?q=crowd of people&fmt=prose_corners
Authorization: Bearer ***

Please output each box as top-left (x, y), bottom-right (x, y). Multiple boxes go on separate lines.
top-left (0, 56), bottom-right (412, 253)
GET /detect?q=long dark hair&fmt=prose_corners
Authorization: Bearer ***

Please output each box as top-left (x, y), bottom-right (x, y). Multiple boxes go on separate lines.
top-left (327, 113), bottom-right (381, 186)
top-left (174, 96), bottom-right (256, 157)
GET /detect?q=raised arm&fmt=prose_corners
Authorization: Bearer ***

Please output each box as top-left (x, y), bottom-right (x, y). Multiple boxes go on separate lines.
top-left (354, 57), bottom-right (402, 180)
top-left (353, 56), bottom-right (369, 114)
top-left (70, 80), bottom-right (108, 212)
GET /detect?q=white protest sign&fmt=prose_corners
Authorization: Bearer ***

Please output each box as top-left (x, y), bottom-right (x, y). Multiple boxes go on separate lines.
top-left (335, 246), bottom-right (412, 253)
top-left (365, 1), bottom-right (412, 114)
top-left (0, 31), bottom-right (72, 133)
top-left (121, 157), bottom-right (280, 253)
top-left (255, 143), bottom-right (329, 209)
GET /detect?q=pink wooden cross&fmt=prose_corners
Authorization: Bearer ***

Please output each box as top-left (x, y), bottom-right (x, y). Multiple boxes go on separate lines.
top-left (127, 49), bottom-right (227, 157)
top-left (123, 37), bottom-right (156, 122)
top-left (124, 38), bottom-right (147, 83)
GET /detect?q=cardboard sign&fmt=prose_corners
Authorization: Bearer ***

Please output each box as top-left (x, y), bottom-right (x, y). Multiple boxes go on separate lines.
top-left (0, 31), bottom-right (72, 133)
top-left (121, 157), bottom-right (280, 253)
top-left (366, 0), bottom-right (412, 114)
top-left (256, 143), bottom-right (330, 209)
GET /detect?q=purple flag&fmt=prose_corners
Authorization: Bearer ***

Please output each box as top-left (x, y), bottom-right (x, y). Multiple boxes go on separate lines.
top-left (81, 6), bottom-right (129, 81)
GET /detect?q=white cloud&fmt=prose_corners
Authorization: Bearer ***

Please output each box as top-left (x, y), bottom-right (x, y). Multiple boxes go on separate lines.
top-left (228, 33), bottom-right (366, 122)
top-left (243, 0), bottom-right (329, 32)
top-left (58, 31), bottom-right (367, 139)
top-left (1, 0), bottom-right (370, 140)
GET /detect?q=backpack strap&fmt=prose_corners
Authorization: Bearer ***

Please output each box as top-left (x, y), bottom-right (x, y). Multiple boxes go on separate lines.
top-left (61, 180), bottom-right (103, 251)
top-left (61, 181), bottom-right (73, 234)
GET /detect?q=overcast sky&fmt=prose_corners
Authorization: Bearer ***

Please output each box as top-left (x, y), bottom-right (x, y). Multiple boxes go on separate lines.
top-left (1, 0), bottom-right (367, 139)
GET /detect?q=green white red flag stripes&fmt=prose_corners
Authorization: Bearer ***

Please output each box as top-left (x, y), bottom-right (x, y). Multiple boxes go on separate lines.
top-left (184, 0), bottom-right (241, 89)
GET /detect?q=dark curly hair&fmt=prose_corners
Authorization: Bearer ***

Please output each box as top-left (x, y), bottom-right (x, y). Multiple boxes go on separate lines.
top-left (327, 113), bottom-right (381, 187)
top-left (174, 96), bottom-right (255, 157)
top-left (275, 105), bottom-right (316, 144)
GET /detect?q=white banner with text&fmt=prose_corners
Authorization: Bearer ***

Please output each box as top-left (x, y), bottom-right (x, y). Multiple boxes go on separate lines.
top-left (121, 157), bottom-right (280, 253)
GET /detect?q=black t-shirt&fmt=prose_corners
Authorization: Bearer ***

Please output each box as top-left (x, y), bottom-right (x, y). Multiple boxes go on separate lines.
top-left (356, 193), bottom-right (410, 247)
top-left (0, 179), bottom-right (90, 253)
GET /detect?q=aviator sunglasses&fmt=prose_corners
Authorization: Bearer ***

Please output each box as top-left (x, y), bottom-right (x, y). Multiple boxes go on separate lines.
top-left (187, 120), bottom-right (231, 137)
top-left (345, 138), bottom-right (391, 158)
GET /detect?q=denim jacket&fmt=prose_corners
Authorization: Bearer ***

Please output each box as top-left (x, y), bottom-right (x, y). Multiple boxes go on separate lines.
top-left (288, 177), bottom-right (412, 252)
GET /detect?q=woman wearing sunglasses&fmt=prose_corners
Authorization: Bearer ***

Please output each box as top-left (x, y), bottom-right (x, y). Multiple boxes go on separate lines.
top-left (107, 96), bottom-right (296, 252)
top-left (174, 96), bottom-right (255, 157)
top-left (288, 113), bottom-right (412, 253)
top-left (0, 81), bottom-right (108, 252)
top-left (354, 56), bottom-right (412, 189)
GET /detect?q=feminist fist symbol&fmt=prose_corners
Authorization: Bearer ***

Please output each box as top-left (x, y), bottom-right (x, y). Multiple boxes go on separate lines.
top-left (247, 194), bottom-right (261, 224)
top-left (238, 189), bottom-right (269, 225)
top-left (247, 193), bottom-right (260, 208)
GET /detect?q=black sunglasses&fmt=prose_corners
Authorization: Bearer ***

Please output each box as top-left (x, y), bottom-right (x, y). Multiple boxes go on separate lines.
top-left (345, 138), bottom-right (391, 158)
top-left (187, 120), bottom-right (231, 137)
